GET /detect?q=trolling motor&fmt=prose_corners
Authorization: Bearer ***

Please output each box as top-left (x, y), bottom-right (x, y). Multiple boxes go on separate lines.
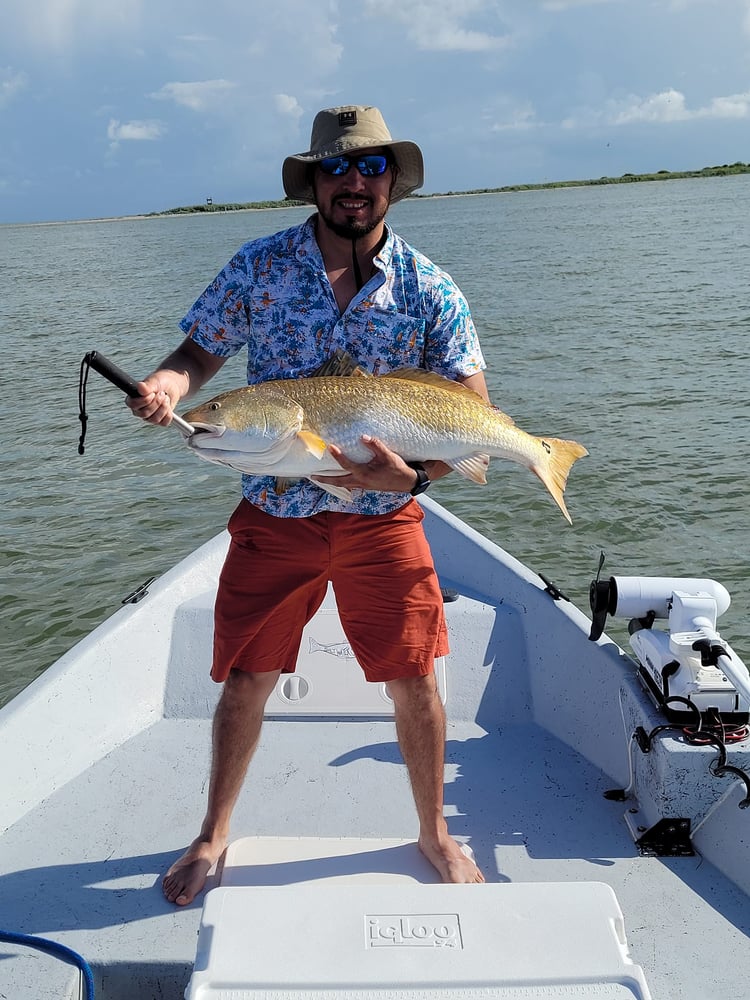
top-left (589, 569), bottom-right (750, 725)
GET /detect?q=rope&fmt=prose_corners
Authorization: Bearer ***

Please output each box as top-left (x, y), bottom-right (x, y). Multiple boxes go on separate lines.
top-left (78, 353), bottom-right (92, 455)
top-left (0, 928), bottom-right (95, 998)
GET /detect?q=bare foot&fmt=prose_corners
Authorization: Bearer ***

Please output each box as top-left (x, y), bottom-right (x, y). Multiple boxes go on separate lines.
top-left (419, 835), bottom-right (485, 884)
top-left (162, 836), bottom-right (227, 905)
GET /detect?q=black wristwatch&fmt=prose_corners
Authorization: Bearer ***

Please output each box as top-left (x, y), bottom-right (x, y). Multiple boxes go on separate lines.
top-left (407, 461), bottom-right (431, 496)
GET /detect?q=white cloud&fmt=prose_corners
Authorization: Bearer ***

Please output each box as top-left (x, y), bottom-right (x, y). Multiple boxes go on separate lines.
top-left (563, 88), bottom-right (750, 128)
top-left (150, 80), bottom-right (237, 112)
top-left (0, 67), bottom-right (28, 107)
top-left (615, 88), bottom-right (750, 123)
top-left (107, 119), bottom-right (164, 143)
top-left (366, 0), bottom-right (512, 52)
top-left (706, 92), bottom-right (750, 118)
top-left (613, 88), bottom-right (690, 123)
top-left (274, 94), bottom-right (304, 120)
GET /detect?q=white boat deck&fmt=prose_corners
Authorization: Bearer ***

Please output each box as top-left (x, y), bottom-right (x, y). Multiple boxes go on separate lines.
top-left (1, 498), bottom-right (749, 998)
top-left (3, 712), bottom-right (749, 998)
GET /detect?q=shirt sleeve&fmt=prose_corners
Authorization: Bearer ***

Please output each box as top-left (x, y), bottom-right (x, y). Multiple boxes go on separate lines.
top-left (178, 247), bottom-right (254, 358)
top-left (421, 270), bottom-right (486, 379)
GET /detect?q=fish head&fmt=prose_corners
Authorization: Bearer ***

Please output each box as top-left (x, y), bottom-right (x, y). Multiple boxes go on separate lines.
top-left (182, 385), bottom-right (305, 470)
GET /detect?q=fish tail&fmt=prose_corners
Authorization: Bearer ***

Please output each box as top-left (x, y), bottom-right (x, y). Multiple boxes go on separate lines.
top-left (531, 438), bottom-right (588, 524)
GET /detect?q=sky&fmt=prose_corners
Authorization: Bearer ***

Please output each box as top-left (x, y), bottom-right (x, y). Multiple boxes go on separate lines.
top-left (2, 0), bottom-right (749, 223)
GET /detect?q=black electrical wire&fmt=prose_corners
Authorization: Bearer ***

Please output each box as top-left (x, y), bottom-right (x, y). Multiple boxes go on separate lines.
top-left (635, 699), bottom-right (750, 808)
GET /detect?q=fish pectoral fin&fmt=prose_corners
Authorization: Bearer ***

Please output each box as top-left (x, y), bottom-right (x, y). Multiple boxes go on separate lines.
top-left (297, 428), bottom-right (328, 460)
top-left (445, 453), bottom-right (491, 485)
top-left (309, 476), bottom-right (353, 502)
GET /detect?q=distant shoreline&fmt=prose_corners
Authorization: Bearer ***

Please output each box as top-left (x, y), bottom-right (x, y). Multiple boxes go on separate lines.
top-left (8, 162), bottom-right (749, 227)
top-left (150, 161), bottom-right (750, 219)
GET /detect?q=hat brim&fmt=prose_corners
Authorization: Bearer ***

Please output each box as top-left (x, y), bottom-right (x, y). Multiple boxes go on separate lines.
top-left (282, 139), bottom-right (424, 204)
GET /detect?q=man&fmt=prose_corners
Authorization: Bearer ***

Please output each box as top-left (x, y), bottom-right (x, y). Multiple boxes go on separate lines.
top-left (128, 105), bottom-right (488, 903)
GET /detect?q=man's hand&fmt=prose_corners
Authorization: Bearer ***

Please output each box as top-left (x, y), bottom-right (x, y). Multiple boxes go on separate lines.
top-left (126, 377), bottom-right (180, 426)
top-left (315, 436), bottom-right (419, 493)
top-left (124, 337), bottom-right (227, 426)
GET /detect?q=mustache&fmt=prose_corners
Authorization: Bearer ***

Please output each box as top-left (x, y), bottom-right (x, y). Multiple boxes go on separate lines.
top-left (333, 193), bottom-right (372, 204)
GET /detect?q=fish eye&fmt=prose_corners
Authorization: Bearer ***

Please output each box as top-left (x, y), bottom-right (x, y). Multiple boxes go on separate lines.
top-left (208, 401), bottom-right (222, 411)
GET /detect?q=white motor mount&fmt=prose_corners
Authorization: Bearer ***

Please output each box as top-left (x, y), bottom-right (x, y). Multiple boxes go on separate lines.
top-left (590, 575), bottom-right (750, 723)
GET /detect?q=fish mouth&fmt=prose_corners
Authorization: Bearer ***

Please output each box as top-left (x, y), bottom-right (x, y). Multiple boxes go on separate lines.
top-left (186, 422), bottom-right (226, 445)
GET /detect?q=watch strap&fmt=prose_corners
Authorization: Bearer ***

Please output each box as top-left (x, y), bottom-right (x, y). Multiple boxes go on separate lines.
top-left (407, 461), bottom-right (431, 496)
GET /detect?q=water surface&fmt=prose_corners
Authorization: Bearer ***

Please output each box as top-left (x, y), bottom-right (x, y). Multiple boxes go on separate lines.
top-left (2, 176), bottom-right (748, 706)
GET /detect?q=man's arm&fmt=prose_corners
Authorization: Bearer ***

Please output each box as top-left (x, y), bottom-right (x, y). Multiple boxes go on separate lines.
top-left (126, 337), bottom-right (227, 426)
top-left (456, 370), bottom-right (489, 403)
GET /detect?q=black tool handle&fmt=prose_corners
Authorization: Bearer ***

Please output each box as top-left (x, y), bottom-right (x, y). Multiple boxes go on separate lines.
top-left (81, 349), bottom-right (196, 437)
top-left (85, 351), bottom-right (142, 398)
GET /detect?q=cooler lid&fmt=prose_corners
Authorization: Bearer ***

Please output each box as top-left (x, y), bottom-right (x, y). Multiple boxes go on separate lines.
top-left (186, 880), bottom-right (651, 999)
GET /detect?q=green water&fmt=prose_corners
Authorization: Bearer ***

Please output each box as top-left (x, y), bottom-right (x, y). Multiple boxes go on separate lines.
top-left (2, 176), bottom-right (749, 707)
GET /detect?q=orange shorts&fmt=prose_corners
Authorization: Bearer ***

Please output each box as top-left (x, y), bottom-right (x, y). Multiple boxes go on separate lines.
top-left (211, 498), bottom-right (449, 683)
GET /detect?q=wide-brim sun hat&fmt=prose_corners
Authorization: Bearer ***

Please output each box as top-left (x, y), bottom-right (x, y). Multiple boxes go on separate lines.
top-left (282, 105), bottom-right (424, 205)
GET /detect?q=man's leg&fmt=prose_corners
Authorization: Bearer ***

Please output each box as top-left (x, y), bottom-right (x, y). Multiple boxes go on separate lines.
top-left (387, 673), bottom-right (484, 884)
top-left (162, 668), bottom-right (281, 905)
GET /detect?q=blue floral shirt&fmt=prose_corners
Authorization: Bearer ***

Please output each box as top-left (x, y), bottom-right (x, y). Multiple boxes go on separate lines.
top-left (180, 215), bottom-right (485, 517)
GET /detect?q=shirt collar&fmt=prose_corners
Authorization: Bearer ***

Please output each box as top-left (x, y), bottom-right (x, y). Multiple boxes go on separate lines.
top-left (295, 215), bottom-right (395, 273)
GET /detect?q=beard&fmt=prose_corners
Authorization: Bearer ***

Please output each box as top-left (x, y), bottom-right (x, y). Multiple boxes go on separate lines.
top-left (317, 205), bottom-right (387, 240)
top-left (322, 216), bottom-right (379, 239)
top-left (314, 191), bottom-right (389, 241)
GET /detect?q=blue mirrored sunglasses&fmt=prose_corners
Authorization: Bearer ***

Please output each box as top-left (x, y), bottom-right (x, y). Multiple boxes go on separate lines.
top-left (318, 154), bottom-right (390, 177)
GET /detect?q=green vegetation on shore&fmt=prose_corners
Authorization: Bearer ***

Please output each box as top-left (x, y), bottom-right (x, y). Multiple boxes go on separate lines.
top-left (153, 162), bottom-right (750, 216)
top-left (430, 160), bottom-right (750, 197)
top-left (153, 198), bottom-right (308, 215)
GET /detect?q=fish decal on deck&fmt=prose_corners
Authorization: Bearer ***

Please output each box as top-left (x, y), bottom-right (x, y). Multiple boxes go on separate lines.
top-left (308, 637), bottom-right (356, 660)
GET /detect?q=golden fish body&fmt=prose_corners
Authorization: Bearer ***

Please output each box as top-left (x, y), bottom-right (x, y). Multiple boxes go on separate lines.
top-left (183, 369), bottom-right (587, 522)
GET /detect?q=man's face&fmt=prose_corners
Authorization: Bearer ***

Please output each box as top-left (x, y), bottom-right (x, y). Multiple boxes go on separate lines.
top-left (313, 147), bottom-right (396, 239)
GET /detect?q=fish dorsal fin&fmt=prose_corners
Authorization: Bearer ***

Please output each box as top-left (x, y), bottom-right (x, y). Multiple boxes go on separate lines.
top-left (309, 348), bottom-right (372, 379)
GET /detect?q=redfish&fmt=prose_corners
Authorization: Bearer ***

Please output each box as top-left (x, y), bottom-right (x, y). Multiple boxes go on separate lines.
top-left (183, 369), bottom-right (587, 522)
